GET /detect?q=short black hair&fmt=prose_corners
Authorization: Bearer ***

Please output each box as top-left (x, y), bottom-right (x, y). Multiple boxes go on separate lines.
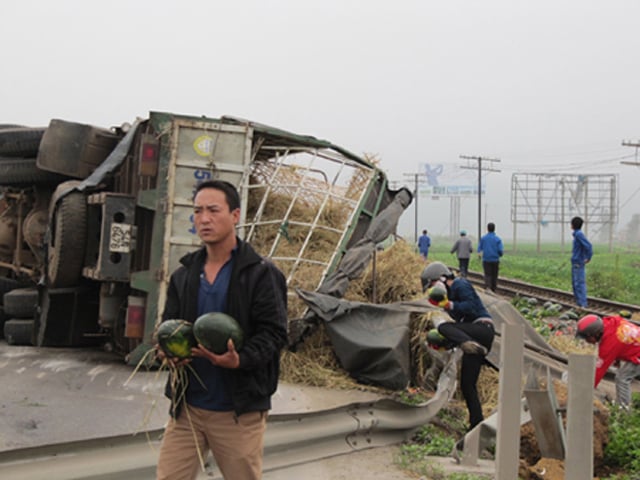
top-left (487, 222), bottom-right (495, 232)
top-left (194, 180), bottom-right (241, 211)
top-left (571, 216), bottom-right (584, 230)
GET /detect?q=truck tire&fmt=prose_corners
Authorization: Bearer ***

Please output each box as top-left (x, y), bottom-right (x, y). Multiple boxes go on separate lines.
top-left (0, 305), bottom-right (7, 339)
top-left (0, 127), bottom-right (46, 157)
top-left (47, 189), bottom-right (87, 287)
top-left (0, 277), bottom-right (32, 301)
top-left (36, 119), bottom-right (121, 178)
top-left (3, 287), bottom-right (38, 318)
top-left (0, 157), bottom-right (67, 185)
top-left (4, 319), bottom-right (34, 345)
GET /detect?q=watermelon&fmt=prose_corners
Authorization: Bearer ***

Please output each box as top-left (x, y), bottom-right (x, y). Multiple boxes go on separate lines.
top-left (426, 328), bottom-right (452, 350)
top-left (156, 319), bottom-right (197, 359)
top-left (428, 282), bottom-right (447, 303)
top-left (193, 312), bottom-right (244, 354)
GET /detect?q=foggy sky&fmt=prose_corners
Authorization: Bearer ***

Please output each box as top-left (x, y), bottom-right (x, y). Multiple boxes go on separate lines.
top-left (4, 0), bottom-right (640, 244)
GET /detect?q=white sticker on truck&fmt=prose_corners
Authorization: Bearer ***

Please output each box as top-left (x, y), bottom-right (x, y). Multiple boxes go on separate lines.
top-left (110, 223), bottom-right (132, 253)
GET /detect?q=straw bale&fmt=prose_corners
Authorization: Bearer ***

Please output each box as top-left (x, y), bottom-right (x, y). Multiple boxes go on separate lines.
top-left (246, 170), bottom-right (357, 320)
top-left (344, 240), bottom-right (424, 304)
top-left (548, 334), bottom-right (596, 355)
top-left (279, 324), bottom-right (387, 393)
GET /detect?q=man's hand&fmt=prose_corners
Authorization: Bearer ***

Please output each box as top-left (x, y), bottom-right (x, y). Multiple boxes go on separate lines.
top-left (155, 345), bottom-right (191, 368)
top-left (428, 297), bottom-right (451, 309)
top-left (427, 283), bottom-right (450, 310)
top-left (192, 338), bottom-right (240, 369)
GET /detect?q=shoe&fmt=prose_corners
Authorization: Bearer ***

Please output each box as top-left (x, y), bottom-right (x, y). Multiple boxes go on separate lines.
top-left (459, 341), bottom-right (488, 356)
top-left (451, 438), bottom-right (464, 464)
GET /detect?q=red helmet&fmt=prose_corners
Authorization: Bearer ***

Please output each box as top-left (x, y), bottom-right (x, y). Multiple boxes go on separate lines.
top-left (576, 314), bottom-right (604, 340)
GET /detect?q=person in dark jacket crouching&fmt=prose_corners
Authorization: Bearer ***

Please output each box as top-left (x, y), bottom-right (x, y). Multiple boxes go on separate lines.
top-left (156, 180), bottom-right (288, 480)
top-left (422, 261), bottom-right (495, 430)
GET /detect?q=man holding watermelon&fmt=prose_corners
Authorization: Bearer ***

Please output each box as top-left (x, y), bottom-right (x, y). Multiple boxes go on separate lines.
top-left (156, 180), bottom-right (288, 480)
top-left (421, 261), bottom-right (495, 431)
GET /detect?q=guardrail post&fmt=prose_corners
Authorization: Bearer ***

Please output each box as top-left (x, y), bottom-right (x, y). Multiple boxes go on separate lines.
top-left (495, 322), bottom-right (524, 480)
top-left (565, 353), bottom-right (595, 480)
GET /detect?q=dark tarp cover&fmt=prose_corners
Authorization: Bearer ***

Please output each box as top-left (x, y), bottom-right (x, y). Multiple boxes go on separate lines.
top-left (297, 290), bottom-right (557, 391)
top-left (296, 291), bottom-right (442, 390)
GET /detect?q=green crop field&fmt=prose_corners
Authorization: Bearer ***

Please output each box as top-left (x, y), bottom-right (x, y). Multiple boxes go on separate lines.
top-left (425, 240), bottom-right (640, 306)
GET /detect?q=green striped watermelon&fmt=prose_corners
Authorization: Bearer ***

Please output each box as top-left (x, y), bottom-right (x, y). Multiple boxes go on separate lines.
top-left (426, 328), bottom-right (452, 350)
top-left (428, 282), bottom-right (447, 303)
top-left (157, 319), bottom-right (197, 359)
top-left (193, 312), bottom-right (244, 354)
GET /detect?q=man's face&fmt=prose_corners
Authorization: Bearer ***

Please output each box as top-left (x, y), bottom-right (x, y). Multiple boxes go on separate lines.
top-left (193, 188), bottom-right (239, 244)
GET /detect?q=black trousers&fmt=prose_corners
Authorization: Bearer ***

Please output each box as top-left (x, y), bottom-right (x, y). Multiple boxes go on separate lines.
top-left (482, 261), bottom-right (500, 291)
top-left (458, 258), bottom-right (470, 277)
top-left (438, 321), bottom-right (495, 429)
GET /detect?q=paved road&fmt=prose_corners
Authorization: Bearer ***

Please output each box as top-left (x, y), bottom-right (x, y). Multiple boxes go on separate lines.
top-left (0, 341), bottom-right (390, 451)
top-left (0, 341), bottom-right (497, 479)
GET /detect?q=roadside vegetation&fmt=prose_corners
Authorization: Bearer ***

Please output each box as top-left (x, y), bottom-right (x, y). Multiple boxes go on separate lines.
top-left (391, 239), bottom-right (640, 479)
top-left (281, 237), bottom-right (640, 479)
top-left (426, 240), bottom-right (640, 305)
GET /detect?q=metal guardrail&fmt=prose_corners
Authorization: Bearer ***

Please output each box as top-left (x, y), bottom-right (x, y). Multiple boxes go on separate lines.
top-left (2, 294), bottom-right (635, 479)
top-left (0, 353), bottom-right (461, 480)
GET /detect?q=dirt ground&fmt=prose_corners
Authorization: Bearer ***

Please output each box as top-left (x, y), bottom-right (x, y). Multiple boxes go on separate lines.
top-left (517, 381), bottom-right (614, 480)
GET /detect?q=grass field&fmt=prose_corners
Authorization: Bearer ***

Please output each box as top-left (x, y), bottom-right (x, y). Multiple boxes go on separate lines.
top-left (424, 239), bottom-right (640, 306)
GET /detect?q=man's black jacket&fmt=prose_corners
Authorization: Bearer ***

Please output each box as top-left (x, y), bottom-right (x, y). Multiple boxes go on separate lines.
top-left (162, 237), bottom-right (288, 416)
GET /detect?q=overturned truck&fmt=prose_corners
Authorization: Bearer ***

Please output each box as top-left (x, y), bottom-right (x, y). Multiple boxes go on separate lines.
top-left (0, 113), bottom-right (412, 363)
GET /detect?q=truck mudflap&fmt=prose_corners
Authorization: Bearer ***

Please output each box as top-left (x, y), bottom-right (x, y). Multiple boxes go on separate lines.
top-left (35, 286), bottom-right (100, 347)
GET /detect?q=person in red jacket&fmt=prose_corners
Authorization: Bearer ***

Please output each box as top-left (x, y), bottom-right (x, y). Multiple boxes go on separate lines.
top-left (576, 314), bottom-right (640, 408)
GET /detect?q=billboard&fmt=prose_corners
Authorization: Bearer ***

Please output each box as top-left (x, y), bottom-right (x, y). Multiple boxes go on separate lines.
top-left (418, 162), bottom-right (483, 197)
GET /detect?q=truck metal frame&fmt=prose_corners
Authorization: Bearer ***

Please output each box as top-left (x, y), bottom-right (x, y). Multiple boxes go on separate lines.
top-left (0, 113), bottom-right (409, 362)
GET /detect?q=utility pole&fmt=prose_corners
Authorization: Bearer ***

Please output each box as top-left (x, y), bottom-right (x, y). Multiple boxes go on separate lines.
top-left (459, 155), bottom-right (501, 242)
top-left (402, 172), bottom-right (427, 243)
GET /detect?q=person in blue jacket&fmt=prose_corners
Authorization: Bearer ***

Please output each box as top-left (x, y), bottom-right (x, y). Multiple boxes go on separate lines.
top-left (571, 216), bottom-right (593, 307)
top-left (421, 262), bottom-right (495, 430)
top-left (418, 229), bottom-right (431, 261)
top-left (477, 222), bottom-right (503, 292)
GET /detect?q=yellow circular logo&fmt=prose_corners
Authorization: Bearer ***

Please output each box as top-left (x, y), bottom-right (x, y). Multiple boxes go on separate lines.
top-left (193, 135), bottom-right (214, 156)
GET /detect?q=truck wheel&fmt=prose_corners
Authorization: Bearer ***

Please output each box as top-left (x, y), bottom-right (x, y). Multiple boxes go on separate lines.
top-left (48, 189), bottom-right (87, 287)
top-left (0, 277), bottom-right (23, 300)
top-left (4, 319), bottom-right (34, 345)
top-left (0, 127), bottom-right (46, 157)
top-left (0, 157), bottom-right (67, 185)
top-left (0, 306), bottom-right (7, 339)
top-left (3, 287), bottom-right (38, 318)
